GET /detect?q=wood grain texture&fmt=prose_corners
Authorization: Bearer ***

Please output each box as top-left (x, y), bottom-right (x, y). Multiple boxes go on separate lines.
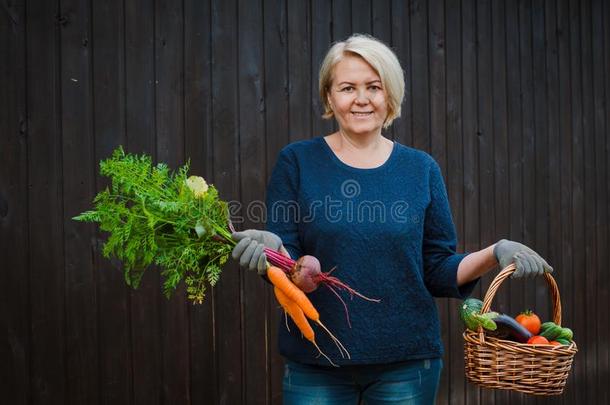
top-left (1, 1), bottom-right (28, 403)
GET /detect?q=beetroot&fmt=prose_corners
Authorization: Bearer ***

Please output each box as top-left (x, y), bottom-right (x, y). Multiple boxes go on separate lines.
top-left (291, 255), bottom-right (322, 293)
top-left (263, 247), bottom-right (380, 327)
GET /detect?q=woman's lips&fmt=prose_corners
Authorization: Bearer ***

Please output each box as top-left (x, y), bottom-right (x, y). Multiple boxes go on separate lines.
top-left (351, 111), bottom-right (373, 117)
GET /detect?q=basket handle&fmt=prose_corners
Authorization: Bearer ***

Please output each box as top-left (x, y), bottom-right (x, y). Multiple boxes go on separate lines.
top-left (480, 263), bottom-right (562, 326)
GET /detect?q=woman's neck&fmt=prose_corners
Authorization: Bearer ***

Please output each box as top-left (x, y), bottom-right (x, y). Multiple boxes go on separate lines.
top-left (336, 129), bottom-right (386, 151)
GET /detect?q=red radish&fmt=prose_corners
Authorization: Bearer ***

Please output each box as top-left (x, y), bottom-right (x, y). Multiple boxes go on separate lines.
top-left (264, 247), bottom-right (380, 327)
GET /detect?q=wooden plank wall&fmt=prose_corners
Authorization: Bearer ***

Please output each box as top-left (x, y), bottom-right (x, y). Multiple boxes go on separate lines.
top-left (1, 0), bottom-right (609, 404)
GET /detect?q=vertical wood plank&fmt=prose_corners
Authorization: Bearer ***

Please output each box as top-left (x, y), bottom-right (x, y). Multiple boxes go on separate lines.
top-left (462, 1), bottom-right (480, 402)
top-left (59, 0), bottom-right (100, 402)
top-left (518, 3), bottom-right (538, 404)
top-left (351, 0), bottom-right (371, 34)
top-left (238, 0), bottom-right (269, 403)
top-left (0, 1), bottom-right (28, 403)
top-left (532, 0), bottom-right (551, 338)
top-left (372, 0), bottom-right (391, 44)
top-left (519, 0), bottom-right (536, 246)
top-left (476, 4), bottom-right (494, 405)
top-left (410, 0), bottom-right (430, 153)
top-left (90, 0), bottom-right (132, 404)
top-left (288, 0), bottom-right (311, 141)
top-left (427, 0), bottom-right (449, 403)
top-left (183, 0), bottom-right (217, 403)
top-left (491, 0), bottom-right (509, 245)
top-left (604, 0), bottom-right (610, 397)
top-left (518, 3), bottom-right (537, 352)
top-left (390, 0), bottom-right (412, 146)
top-left (312, 0), bottom-right (333, 138)
top-left (544, 0), bottom-right (568, 399)
top-left (592, 1), bottom-right (609, 404)
top-left (155, 0), bottom-right (185, 167)
top-left (545, 0), bottom-right (562, 319)
top-left (580, 0), bottom-right (598, 402)
top-left (124, 0), bottom-right (162, 403)
top-left (154, 0), bottom-right (190, 403)
top-left (602, 2), bottom-right (610, 396)
top-left (545, 0), bottom-right (563, 375)
top-left (476, 0), bottom-right (494, 248)
top-left (26, 1), bottom-right (67, 404)
top-left (332, 0), bottom-right (352, 41)
top-left (429, 0), bottom-right (445, 165)
top-left (557, 0), bottom-right (575, 401)
top-left (568, 0), bottom-right (586, 402)
top-left (263, 0), bottom-right (290, 401)
top-left (330, 0), bottom-right (350, 149)
top-left (491, 1), bottom-right (510, 403)
top-left (445, 0), bottom-right (466, 403)
top-left (211, 0), bottom-right (243, 403)
top-left (506, 4), bottom-right (525, 402)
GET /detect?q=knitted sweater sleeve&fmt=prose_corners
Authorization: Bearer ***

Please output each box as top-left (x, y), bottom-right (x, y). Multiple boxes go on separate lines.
top-left (422, 159), bottom-right (479, 298)
top-left (265, 147), bottom-right (304, 260)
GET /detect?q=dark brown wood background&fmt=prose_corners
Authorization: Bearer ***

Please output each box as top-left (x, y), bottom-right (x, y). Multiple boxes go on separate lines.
top-left (1, 0), bottom-right (609, 404)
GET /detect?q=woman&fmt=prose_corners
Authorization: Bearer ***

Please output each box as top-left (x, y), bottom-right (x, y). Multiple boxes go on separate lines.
top-left (232, 34), bottom-right (552, 404)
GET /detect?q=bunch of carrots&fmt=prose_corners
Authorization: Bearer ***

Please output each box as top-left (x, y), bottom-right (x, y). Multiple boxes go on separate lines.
top-left (267, 266), bottom-right (348, 366)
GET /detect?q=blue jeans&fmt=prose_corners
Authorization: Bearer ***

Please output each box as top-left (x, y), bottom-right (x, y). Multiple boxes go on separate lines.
top-left (282, 358), bottom-right (442, 405)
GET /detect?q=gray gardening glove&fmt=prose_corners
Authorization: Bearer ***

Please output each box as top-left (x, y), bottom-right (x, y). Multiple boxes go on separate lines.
top-left (231, 230), bottom-right (283, 275)
top-left (493, 239), bottom-right (553, 278)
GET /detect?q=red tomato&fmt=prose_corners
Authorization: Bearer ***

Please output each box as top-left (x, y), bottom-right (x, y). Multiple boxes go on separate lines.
top-left (549, 341), bottom-right (562, 346)
top-left (515, 310), bottom-right (542, 335)
top-left (527, 335), bottom-right (550, 345)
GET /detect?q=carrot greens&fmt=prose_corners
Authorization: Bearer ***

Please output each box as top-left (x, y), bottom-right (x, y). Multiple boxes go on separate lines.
top-left (73, 147), bottom-right (234, 303)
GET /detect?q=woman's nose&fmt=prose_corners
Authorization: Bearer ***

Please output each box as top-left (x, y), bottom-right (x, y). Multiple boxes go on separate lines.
top-left (355, 89), bottom-right (369, 104)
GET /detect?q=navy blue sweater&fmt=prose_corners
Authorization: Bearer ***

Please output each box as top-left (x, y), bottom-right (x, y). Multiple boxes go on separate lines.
top-left (266, 137), bottom-right (478, 366)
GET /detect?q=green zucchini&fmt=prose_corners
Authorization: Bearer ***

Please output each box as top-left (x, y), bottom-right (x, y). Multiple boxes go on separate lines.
top-left (555, 338), bottom-right (571, 345)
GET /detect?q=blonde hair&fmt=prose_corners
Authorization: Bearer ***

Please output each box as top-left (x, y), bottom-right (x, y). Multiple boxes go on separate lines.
top-left (319, 34), bottom-right (405, 128)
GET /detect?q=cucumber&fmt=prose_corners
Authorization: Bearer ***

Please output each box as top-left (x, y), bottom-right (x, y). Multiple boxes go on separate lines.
top-left (540, 322), bottom-right (563, 341)
top-left (556, 338), bottom-right (571, 345)
top-left (558, 327), bottom-right (573, 341)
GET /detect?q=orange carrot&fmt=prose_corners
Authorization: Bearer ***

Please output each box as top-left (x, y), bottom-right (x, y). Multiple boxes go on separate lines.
top-left (273, 287), bottom-right (315, 341)
top-left (268, 266), bottom-right (350, 359)
top-left (267, 266), bottom-right (319, 320)
top-left (273, 287), bottom-right (339, 366)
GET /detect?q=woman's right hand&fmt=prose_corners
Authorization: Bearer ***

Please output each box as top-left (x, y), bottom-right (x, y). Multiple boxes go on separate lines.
top-left (231, 230), bottom-right (283, 275)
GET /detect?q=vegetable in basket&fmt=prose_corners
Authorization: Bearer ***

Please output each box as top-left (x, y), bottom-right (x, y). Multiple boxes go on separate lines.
top-left (539, 321), bottom-right (574, 343)
top-left (459, 298), bottom-right (499, 331)
top-left (459, 298), bottom-right (534, 343)
top-left (515, 310), bottom-right (542, 335)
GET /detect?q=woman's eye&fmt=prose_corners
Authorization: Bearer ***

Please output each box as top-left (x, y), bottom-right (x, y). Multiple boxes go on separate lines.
top-left (340, 86), bottom-right (354, 92)
top-left (369, 85), bottom-right (381, 91)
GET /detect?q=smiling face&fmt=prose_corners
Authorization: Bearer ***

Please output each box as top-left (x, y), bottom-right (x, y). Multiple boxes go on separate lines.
top-left (327, 54), bottom-right (388, 137)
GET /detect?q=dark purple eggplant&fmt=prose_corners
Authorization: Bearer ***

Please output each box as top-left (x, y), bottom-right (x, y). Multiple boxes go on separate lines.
top-left (486, 314), bottom-right (533, 343)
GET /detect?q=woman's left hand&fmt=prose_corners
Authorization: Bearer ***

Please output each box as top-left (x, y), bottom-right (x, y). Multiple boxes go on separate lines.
top-left (493, 239), bottom-right (554, 278)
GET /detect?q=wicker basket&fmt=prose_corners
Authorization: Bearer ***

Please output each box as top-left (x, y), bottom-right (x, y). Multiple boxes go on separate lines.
top-left (463, 264), bottom-right (577, 395)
